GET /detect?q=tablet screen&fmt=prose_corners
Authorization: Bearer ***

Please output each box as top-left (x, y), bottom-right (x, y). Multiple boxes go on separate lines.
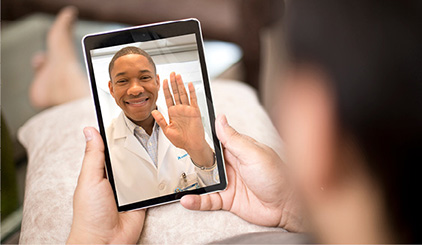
top-left (83, 19), bottom-right (227, 211)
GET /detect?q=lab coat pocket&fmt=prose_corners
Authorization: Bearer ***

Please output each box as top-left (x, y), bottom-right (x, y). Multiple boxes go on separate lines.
top-left (174, 172), bottom-right (201, 193)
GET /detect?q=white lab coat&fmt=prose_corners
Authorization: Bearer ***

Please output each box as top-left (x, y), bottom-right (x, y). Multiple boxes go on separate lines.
top-left (106, 111), bottom-right (217, 206)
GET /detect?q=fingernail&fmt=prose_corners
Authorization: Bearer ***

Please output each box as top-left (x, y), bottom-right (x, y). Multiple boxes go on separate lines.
top-left (219, 114), bottom-right (228, 127)
top-left (83, 128), bottom-right (93, 142)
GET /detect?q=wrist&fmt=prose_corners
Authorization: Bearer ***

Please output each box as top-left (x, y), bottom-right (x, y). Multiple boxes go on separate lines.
top-left (277, 190), bottom-right (304, 232)
top-left (67, 227), bottom-right (107, 245)
top-left (186, 144), bottom-right (214, 168)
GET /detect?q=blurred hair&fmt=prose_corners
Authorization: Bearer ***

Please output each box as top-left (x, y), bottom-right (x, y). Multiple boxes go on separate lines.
top-left (108, 46), bottom-right (156, 78)
top-left (285, 0), bottom-right (422, 242)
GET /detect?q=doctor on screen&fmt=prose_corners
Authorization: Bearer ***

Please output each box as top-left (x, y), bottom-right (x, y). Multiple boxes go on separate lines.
top-left (106, 46), bottom-right (218, 206)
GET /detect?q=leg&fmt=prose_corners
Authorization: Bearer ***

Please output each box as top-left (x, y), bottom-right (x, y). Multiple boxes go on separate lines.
top-left (29, 6), bottom-right (90, 108)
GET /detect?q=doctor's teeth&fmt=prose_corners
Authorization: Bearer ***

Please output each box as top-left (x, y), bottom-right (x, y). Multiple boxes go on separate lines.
top-left (129, 99), bottom-right (147, 104)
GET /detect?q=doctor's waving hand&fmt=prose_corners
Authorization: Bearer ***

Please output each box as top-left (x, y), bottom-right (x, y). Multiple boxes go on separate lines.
top-left (152, 72), bottom-right (215, 169)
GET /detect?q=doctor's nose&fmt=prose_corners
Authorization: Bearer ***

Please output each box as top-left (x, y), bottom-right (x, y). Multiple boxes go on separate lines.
top-left (127, 81), bottom-right (145, 96)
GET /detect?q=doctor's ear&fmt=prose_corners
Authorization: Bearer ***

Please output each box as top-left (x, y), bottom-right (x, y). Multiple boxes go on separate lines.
top-left (156, 74), bottom-right (160, 87)
top-left (108, 80), bottom-right (114, 97)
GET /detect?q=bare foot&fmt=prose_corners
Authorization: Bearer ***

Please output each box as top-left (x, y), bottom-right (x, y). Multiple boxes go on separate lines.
top-left (30, 6), bottom-right (90, 108)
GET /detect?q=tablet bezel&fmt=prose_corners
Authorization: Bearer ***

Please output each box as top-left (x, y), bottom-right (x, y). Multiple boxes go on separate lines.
top-left (82, 19), bottom-right (227, 211)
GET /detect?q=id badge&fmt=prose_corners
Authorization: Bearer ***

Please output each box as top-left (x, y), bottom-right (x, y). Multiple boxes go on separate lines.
top-left (174, 172), bottom-right (200, 193)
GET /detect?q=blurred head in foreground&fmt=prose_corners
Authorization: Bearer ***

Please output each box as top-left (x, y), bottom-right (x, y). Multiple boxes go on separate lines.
top-left (278, 0), bottom-right (422, 243)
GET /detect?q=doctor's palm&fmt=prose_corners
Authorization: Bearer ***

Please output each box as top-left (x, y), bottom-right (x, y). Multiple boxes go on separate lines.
top-left (152, 72), bottom-right (207, 153)
top-left (162, 104), bottom-right (205, 151)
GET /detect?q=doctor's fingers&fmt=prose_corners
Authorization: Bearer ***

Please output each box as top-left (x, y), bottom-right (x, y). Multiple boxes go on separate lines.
top-left (170, 72), bottom-right (182, 105)
top-left (188, 82), bottom-right (199, 108)
top-left (163, 79), bottom-right (175, 108)
top-left (175, 74), bottom-right (190, 105)
top-left (151, 110), bottom-right (169, 129)
top-left (79, 127), bottom-right (106, 183)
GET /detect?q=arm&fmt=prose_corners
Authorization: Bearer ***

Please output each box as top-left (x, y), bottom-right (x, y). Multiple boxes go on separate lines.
top-left (67, 127), bottom-right (145, 244)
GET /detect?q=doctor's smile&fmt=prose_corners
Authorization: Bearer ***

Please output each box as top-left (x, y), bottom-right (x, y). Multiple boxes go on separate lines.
top-left (124, 96), bottom-right (150, 107)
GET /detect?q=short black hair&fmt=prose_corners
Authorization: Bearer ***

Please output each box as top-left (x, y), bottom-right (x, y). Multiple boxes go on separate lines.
top-left (285, 0), bottom-right (422, 242)
top-left (108, 46), bottom-right (156, 78)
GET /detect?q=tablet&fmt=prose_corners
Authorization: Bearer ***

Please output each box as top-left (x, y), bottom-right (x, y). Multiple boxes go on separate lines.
top-left (82, 19), bottom-right (227, 211)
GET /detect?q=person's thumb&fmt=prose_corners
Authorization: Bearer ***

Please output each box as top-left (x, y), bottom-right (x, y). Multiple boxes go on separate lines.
top-left (78, 127), bottom-right (106, 183)
top-left (216, 114), bottom-right (255, 156)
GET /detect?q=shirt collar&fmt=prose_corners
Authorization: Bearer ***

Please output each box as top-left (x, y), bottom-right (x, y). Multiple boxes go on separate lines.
top-left (123, 113), bottom-right (159, 136)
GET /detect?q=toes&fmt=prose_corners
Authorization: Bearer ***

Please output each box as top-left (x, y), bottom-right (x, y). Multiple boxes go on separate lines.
top-left (49, 6), bottom-right (78, 39)
top-left (47, 6), bottom-right (79, 55)
top-left (56, 6), bottom-right (79, 26)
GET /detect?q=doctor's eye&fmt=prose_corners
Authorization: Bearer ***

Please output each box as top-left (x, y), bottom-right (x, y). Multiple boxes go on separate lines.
top-left (116, 79), bottom-right (128, 84)
top-left (140, 76), bottom-right (152, 81)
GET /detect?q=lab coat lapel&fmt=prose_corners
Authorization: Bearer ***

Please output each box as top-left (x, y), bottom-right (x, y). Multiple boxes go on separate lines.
top-left (114, 112), bottom-right (155, 168)
top-left (157, 128), bottom-right (171, 169)
top-left (124, 134), bottom-right (154, 167)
